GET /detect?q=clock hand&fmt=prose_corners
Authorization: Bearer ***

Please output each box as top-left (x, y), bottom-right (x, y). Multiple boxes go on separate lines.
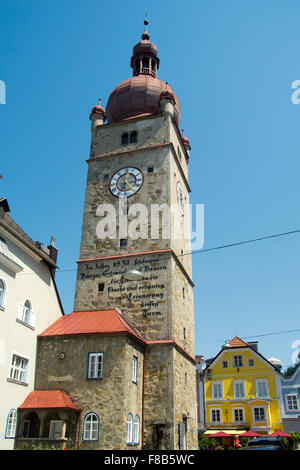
top-left (125, 173), bottom-right (134, 190)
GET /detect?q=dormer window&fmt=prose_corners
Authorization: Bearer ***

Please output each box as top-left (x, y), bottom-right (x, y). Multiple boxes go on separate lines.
top-left (121, 133), bottom-right (129, 145)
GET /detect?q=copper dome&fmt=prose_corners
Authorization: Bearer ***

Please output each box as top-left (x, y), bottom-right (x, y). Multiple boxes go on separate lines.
top-left (105, 20), bottom-right (181, 125)
top-left (106, 75), bottom-right (181, 124)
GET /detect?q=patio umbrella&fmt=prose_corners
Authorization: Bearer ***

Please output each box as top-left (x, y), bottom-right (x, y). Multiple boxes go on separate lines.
top-left (271, 430), bottom-right (291, 438)
top-left (207, 431), bottom-right (231, 438)
top-left (239, 430), bottom-right (262, 437)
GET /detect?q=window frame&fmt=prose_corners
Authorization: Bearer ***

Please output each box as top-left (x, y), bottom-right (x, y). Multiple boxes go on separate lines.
top-left (210, 408), bottom-right (222, 424)
top-left (0, 278), bottom-right (6, 309)
top-left (232, 355), bottom-right (243, 368)
top-left (221, 360), bottom-right (228, 369)
top-left (126, 412), bottom-right (133, 444)
top-left (286, 394), bottom-right (299, 411)
top-left (253, 406), bottom-right (266, 423)
top-left (132, 356), bottom-right (138, 384)
top-left (9, 353), bottom-right (29, 384)
top-left (87, 352), bottom-right (104, 380)
top-left (130, 131), bottom-right (137, 144)
top-left (212, 381), bottom-right (223, 400)
top-left (5, 409), bottom-right (17, 439)
top-left (256, 379), bottom-right (269, 399)
top-left (233, 380), bottom-right (246, 399)
top-left (49, 420), bottom-right (64, 439)
top-left (233, 407), bottom-right (245, 423)
top-left (121, 133), bottom-right (129, 145)
top-left (82, 412), bottom-right (99, 441)
top-left (133, 415), bottom-right (140, 445)
top-left (17, 299), bottom-right (36, 329)
top-left (248, 358), bottom-right (255, 367)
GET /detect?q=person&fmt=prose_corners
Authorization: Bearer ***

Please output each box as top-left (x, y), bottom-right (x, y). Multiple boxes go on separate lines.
top-left (233, 434), bottom-right (242, 449)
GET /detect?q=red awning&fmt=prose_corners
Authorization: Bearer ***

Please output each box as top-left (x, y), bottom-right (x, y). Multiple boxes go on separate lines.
top-left (18, 390), bottom-right (81, 411)
top-left (271, 430), bottom-right (291, 438)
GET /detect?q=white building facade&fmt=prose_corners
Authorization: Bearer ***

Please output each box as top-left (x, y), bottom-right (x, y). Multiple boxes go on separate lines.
top-left (0, 199), bottom-right (63, 449)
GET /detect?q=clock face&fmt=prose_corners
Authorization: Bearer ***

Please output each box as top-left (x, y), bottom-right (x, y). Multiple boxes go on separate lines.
top-left (109, 167), bottom-right (144, 198)
top-left (177, 181), bottom-right (185, 216)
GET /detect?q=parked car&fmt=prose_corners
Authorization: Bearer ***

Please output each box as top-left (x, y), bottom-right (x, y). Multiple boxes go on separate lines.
top-left (237, 436), bottom-right (287, 451)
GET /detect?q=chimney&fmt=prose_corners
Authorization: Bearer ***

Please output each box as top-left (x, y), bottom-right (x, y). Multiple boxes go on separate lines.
top-left (248, 341), bottom-right (258, 352)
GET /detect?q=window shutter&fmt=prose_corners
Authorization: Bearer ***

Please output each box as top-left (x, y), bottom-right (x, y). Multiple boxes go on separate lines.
top-left (17, 303), bottom-right (24, 321)
top-left (30, 311), bottom-right (36, 328)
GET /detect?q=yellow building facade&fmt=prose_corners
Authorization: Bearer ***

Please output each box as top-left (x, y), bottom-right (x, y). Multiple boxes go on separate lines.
top-left (203, 337), bottom-right (283, 435)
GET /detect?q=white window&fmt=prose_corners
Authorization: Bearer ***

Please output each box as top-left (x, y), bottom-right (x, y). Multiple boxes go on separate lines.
top-left (17, 300), bottom-right (36, 328)
top-left (49, 420), bottom-right (63, 439)
top-left (256, 379), bottom-right (268, 398)
top-left (232, 355), bottom-right (243, 368)
top-left (9, 354), bottom-right (29, 383)
top-left (83, 413), bottom-right (99, 441)
top-left (233, 408), bottom-right (244, 422)
top-left (126, 413), bottom-right (133, 443)
top-left (88, 353), bottom-right (103, 379)
top-left (5, 410), bottom-right (17, 438)
top-left (222, 360), bottom-right (228, 368)
top-left (210, 408), bottom-right (221, 423)
top-left (248, 358), bottom-right (255, 367)
top-left (286, 394), bottom-right (299, 411)
top-left (0, 279), bottom-right (6, 308)
top-left (133, 415), bottom-right (140, 444)
top-left (234, 380), bottom-right (245, 399)
top-left (254, 407), bottom-right (266, 422)
top-left (22, 419), bottom-right (30, 438)
top-left (132, 356), bottom-right (138, 384)
top-left (0, 236), bottom-right (11, 258)
top-left (212, 381), bottom-right (223, 400)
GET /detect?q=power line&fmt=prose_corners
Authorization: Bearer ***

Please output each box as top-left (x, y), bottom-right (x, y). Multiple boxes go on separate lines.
top-left (16, 226), bottom-right (300, 276)
top-left (195, 327), bottom-right (300, 343)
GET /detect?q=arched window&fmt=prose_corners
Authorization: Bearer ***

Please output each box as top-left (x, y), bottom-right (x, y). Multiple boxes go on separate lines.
top-left (23, 300), bottom-right (31, 324)
top-left (121, 133), bottom-right (129, 145)
top-left (83, 412), bottom-right (99, 441)
top-left (142, 57), bottom-right (149, 69)
top-left (0, 279), bottom-right (6, 308)
top-left (5, 409), bottom-right (17, 438)
top-left (17, 299), bottom-right (36, 328)
top-left (133, 415), bottom-right (140, 444)
top-left (130, 131), bottom-right (137, 144)
top-left (126, 413), bottom-right (133, 444)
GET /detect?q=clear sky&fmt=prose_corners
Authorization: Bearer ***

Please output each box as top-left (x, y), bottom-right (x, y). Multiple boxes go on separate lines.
top-left (1, 0), bottom-right (300, 370)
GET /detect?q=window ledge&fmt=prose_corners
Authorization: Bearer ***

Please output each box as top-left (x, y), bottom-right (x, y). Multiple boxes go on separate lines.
top-left (7, 378), bottom-right (28, 387)
top-left (16, 318), bottom-right (35, 330)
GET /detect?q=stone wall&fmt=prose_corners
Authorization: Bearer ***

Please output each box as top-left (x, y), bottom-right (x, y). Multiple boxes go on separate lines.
top-left (35, 333), bottom-right (144, 450)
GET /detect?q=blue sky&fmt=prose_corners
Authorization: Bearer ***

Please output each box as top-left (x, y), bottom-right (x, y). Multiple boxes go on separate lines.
top-left (1, 0), bottom-right (300, 370)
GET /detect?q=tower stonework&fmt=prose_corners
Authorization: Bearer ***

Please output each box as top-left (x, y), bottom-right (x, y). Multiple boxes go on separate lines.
top-left (74, 22), bottom-right (198, 450)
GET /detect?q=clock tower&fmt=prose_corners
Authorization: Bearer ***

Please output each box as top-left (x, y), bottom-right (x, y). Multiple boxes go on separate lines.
top-left (74, 20), bottom-right (198, 449)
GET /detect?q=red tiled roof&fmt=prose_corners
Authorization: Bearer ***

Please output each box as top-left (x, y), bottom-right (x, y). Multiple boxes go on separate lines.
top-left (228, 336), bottom-right (249, 348)
top-left (18, 390), bottom-right (80, 410)
top-left (39, 309), bottom-right (145, 344)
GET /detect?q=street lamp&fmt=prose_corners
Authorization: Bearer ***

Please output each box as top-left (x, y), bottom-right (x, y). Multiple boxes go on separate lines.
top-left (123, 269), bottom-right (143, 281)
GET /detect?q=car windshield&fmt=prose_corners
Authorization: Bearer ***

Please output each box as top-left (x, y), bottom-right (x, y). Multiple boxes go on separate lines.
top-left (248, 439), bottom-right (281, 447)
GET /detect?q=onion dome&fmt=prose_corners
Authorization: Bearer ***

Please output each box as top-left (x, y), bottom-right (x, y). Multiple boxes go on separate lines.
top-left (89, 98), bottom-right (106, 120)
top-left (106, 20), bottom-right (181, 125)
top-left (181, 129), bottom-right (191, 151)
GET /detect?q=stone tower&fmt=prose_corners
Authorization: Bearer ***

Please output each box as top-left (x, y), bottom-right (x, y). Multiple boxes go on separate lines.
top-left (74, 20), bottom-right (198, 450)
